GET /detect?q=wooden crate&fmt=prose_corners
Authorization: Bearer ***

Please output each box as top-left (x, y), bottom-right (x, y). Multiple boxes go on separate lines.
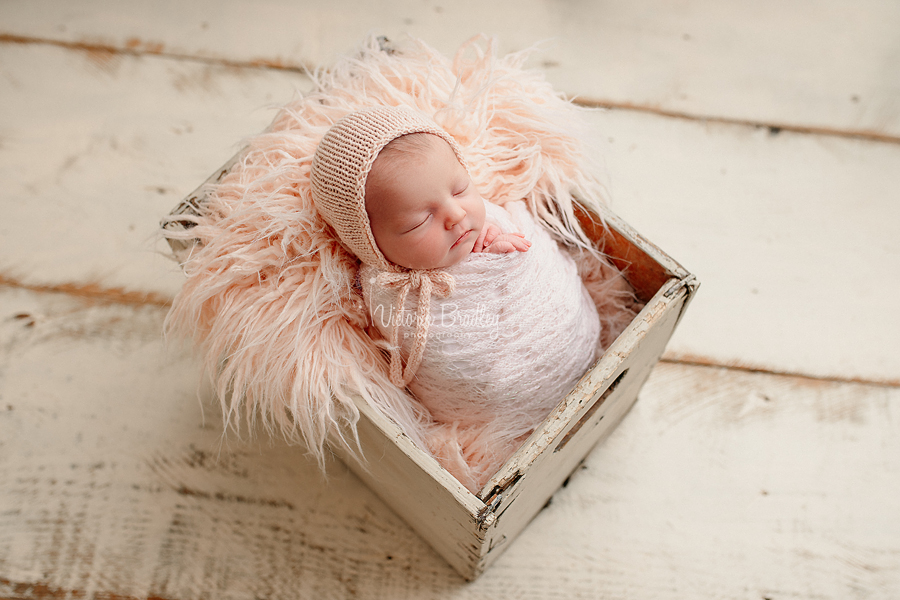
top-left (165, 157), bottom-right (698, 580)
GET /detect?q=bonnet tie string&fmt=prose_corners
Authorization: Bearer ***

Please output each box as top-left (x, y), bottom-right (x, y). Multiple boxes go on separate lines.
top-left (376, 269), bottom-right (455, 387)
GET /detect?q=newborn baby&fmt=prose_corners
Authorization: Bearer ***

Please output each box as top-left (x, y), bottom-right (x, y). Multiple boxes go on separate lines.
top-left (311, 106), bottom-right (602, 489)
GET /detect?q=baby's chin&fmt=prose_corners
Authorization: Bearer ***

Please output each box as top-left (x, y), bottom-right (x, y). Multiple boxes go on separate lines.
top-left (389, 239), bottom-right (474, 271)
top-left (397, 255), bottom-right (467, 271)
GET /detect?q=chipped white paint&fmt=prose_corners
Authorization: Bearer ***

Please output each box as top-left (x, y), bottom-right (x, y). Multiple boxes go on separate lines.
top-left (2, 0), bottom-right (899, 137)
top-left (0, 41), bottom-right (312, 299)
top-left (599, 110), bottom-right (900, 383)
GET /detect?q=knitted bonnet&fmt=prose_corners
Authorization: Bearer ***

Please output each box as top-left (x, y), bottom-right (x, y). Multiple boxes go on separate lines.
top-left (310, 106), bottom-right (467, 271)
top-left (310, 106), bottom-right (467, 387)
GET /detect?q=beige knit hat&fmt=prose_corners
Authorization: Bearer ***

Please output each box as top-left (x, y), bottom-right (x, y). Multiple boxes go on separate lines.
top-left (311, 106), bottom-right (467, 388)
top-left (310, 106), bottom-right (466, 270)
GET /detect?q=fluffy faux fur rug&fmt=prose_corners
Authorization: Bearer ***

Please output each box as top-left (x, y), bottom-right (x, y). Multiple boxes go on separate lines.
top-left (162, 35), bottom-right (636, 493)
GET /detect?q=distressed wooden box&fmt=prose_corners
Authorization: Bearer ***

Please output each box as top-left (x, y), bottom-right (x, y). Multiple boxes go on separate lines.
top-left (166, 156), bottom-right (698, 580)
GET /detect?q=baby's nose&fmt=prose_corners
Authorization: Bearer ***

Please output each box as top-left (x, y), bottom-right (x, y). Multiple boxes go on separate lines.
top-left (445, 202), bottom-right (466, 228)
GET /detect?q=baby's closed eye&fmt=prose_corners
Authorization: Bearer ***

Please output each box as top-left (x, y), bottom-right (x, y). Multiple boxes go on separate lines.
top-left (403, 214), bottom-right (431, 233)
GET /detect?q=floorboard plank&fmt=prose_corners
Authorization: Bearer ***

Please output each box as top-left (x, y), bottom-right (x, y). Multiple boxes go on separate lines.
top-left (2, 0), bottom-right (898, 137)
top-left (597, 109), bottom-right (900, 384)
top-left (0, 41), bottom-right (311, 300)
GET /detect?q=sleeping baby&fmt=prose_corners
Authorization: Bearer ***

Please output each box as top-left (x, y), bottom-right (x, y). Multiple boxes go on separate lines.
top-left (310, 106), bottom-right (602, 490)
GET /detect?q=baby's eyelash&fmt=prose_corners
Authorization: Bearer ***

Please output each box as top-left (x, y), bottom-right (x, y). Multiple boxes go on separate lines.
top-left (403, 214), bottom-right (431, 233)
top-left (453, 183), bottom-right (469, 196)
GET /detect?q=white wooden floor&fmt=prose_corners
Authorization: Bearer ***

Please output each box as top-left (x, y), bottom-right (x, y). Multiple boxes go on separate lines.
top-left (1, 2), bottom-right (898, 598)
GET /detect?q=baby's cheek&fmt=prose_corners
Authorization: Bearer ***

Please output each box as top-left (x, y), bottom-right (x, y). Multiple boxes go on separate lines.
top-left (405, 237), bottom-right (443, 269)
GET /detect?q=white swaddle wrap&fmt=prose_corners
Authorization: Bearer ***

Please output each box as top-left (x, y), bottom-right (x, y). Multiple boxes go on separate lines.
top-left (361, 200), bottom-right (602, 449)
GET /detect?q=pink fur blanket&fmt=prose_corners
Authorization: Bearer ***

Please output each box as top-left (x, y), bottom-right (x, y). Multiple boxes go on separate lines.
top-left (163, 35), bottom-right (636, 493)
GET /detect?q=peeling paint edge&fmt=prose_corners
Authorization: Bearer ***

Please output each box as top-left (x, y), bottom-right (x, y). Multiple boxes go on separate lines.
top-left (574, 97), bottom-right (900, 146)
top-left (0, 575), bottom-right (177, 600)
top-left (0, 32), bottom-right (315, 75)
top-left (2, 33), bottom-right (897, 146)
top-left (659, 355), bottom-right (900, 389)
top-left (0, 274), bottom-right (172, 308)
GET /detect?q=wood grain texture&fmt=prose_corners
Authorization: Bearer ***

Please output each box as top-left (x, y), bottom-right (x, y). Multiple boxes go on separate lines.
top-left (0, 287), bottom-right (458, 599)
top-left (2, 0), bottom-right (898, 138)
top-left (1, 286), bottom-right (897, 598)
top-left (0, 41), bottom-right (311, 299)
top-left (597, 109), bottom-right (900, 384)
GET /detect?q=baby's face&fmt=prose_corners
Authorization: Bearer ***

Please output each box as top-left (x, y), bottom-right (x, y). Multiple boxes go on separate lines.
top-left (365, 135), bottom-right (485, 270)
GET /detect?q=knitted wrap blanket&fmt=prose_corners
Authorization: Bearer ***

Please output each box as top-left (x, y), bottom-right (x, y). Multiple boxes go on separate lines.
top-left (361, 201), bottom-right (602, 488)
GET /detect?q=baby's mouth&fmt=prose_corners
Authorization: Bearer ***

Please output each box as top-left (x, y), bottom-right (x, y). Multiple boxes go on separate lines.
top-left (451, 229), bottom-right (472, 250)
